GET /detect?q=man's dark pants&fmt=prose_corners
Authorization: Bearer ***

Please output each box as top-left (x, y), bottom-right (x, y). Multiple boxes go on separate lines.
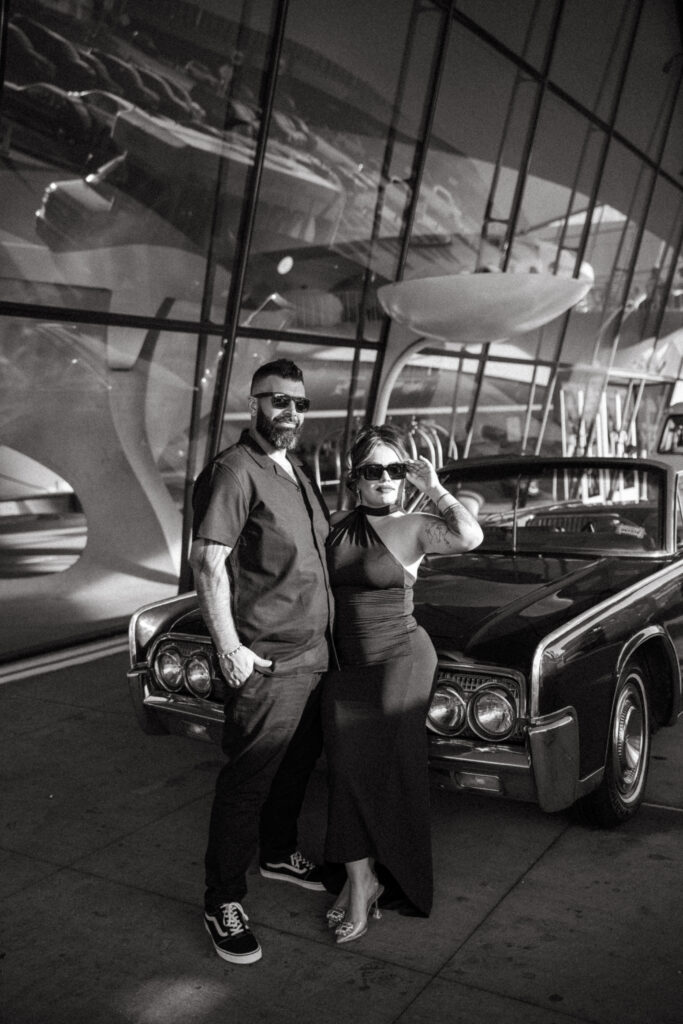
top-left (204, 669), bottom-right (323, 909)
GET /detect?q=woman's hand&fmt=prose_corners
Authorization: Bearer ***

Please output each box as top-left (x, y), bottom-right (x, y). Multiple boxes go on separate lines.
top-left (405, 455), bottom-right (440, 495)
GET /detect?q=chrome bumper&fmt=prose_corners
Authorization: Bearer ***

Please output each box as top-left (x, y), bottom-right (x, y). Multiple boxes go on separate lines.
top-left (128, 668), bottom-right (224, 742)
top-left (428, 709), bottom-right (580, 812)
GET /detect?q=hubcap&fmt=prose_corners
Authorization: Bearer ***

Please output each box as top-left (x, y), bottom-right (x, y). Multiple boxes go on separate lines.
top-left (613, 681), bottom-right (645, 799)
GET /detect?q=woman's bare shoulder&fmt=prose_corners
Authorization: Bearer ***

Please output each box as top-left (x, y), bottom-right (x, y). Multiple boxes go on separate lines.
top-left (330, 509), bottom-right (351, 525)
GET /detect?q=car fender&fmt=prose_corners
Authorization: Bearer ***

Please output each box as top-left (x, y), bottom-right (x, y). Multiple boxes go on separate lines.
top-left (128, 589), bottom-right (198, 665)
top-left (615, 624), bottom-right (681, 725)
top-left (530, 563), bottom-right (683, 784)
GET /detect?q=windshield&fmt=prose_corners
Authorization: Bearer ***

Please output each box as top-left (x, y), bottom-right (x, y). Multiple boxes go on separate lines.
top-left (435, 464), bottom-right (664, 555)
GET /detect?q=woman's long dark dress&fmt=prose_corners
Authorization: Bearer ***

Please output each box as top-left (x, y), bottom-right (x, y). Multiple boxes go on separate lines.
top-left (322, 506), bottom-right (437, 917)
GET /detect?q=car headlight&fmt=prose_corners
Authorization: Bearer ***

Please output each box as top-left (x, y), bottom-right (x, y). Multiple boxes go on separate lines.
top-left (185, 653), bottom-right (213, 697)
top-left (468, 686), bottom-right (516, 740)
top-left (153, 647), bottom-right (183, 692)
top-left (427, 684), bottom-right (467, 735)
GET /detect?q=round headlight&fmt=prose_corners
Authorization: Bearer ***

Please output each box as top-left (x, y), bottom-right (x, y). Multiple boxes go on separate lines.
top-left (154, 647), bottom-right (183, 692)
top-left (427, 684), bottom-right (467, 735)
top-left (185, 653), bottom-right (213, 697)
top-left (469, 686), bottom-right (516, 739)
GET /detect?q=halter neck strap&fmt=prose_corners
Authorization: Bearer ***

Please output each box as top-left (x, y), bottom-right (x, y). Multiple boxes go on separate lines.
top-left (328, 504), bottom-right (399, 547)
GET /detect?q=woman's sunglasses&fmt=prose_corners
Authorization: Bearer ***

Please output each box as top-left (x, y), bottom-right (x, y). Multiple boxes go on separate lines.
top-left (252, 392), bottom-right (311, 413)
top-left (356, 462), bottom-right (407, 481)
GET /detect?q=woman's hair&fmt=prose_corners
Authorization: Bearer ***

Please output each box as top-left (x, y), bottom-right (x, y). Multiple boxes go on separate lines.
top-left (346, 424), bottom-right (410, 490)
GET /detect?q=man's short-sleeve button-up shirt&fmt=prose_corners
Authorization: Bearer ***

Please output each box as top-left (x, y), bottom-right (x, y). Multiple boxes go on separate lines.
top-left (192, 431), bottom-right (332, 673)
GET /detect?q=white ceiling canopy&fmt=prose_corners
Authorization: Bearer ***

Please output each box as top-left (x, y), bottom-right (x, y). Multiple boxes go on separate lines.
top-left (377, 272), bottom-right (592, 343)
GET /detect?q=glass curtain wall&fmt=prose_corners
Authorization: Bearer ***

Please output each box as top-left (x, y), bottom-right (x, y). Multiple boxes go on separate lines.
top-left (0, 0), bottom-right (681, 661)
top-left (384, 0), bottom-right (682, 463)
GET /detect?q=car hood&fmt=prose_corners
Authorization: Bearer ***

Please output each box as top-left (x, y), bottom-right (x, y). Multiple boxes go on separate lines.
top-left (413, 551), bottom-right (665, 673)
top-left (166, 552), bottom-right (665, 676)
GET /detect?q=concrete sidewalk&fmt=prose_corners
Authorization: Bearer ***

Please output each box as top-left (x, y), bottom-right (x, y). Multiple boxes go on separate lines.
top-left (1, 652), bottom-right (681, 1024)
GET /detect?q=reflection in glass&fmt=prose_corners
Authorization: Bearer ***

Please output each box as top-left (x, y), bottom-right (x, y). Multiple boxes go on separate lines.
top-left (614, 0), bottom-right (682, 161)
top-left (417, 24), bottom-right (529, 279)
top-left (0, 314), bottom-right (209, 660)
top-left (1, 0), bottom-right (274, 321)
top-left (455, 0), bottom-right (555, 70)
top-left (549, 0), bottom-right (634, 120)
top-left (0, 446), bottom-right (86, 578)
top-left (241, 0), bottom-right (441, 341)
top-left (0, 0), bottom-right (681, 662)
top-left (386, 348), bottom-right (556, 460)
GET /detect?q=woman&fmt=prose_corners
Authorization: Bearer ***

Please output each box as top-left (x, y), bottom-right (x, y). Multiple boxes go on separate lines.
top-left (322, 424), bottom-right (483, 944)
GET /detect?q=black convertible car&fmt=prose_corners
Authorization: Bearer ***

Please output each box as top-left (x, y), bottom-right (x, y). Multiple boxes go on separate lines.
top-left (128, 455), bottom-right (683, 828)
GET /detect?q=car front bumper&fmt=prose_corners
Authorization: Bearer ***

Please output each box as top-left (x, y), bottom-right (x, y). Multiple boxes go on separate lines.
top-left (128, 667), bottom-right (225, 743)
top-left (427, 708), bottom-right (580, 812)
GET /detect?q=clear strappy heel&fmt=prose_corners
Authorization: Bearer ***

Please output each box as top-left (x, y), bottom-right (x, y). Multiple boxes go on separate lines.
top-left (335, 882), bottom-right (384, 944)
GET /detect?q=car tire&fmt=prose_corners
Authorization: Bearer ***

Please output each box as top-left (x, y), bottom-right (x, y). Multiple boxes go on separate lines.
top-left (575, 660), bottom-right (651, 828)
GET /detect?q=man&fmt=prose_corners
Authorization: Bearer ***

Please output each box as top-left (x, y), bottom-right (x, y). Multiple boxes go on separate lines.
top-left (190, 358), bottom-right (333, 965)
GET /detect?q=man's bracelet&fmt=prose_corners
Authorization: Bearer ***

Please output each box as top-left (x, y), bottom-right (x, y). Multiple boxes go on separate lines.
top-left (218, 645), bottom-right (243, 660)
top-left (435, 492), bottom-right (456, 509)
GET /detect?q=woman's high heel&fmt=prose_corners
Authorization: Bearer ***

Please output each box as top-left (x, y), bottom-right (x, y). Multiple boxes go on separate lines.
top-left (335, 883), bottom-right (384, 944)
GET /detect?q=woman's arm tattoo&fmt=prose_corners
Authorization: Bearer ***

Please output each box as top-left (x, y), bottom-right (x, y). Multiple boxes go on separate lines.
top-left (424, 503), bottom-right (477, 548)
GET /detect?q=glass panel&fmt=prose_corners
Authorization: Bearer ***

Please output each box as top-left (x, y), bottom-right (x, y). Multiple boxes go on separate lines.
top-left (550, 0), bottom-right (635, 120)
top-left (627, 178), bottom-right (683, 353)
top-left (582, 141), bottom-right (654, 364)
top-left (661, 83), bottom-right (683, 180)
top-left (509, 92), bottom-right (605, 280)
top-left (615, 0), bottom-right (681, 161)
top-left (0, 313), bottom-right (215, 660)
top-left (382, 348), bottom-right (555, 459)
top-left (241, 0), bottom-right (444, 342)
top-left (407, 24), bottom-right (536, 280)
top-left (0, 445), bottom-right (86, 578)
top-left (455, 0), bottom-right (557, 70)
top-left (383, 348), bottom-right (479, 462)
top-left (217, 337), bottom-right (378, 505)
top-left (0, 0), bottom-right (276, 321)
top-left (459, 358), bottom-right (552, 457)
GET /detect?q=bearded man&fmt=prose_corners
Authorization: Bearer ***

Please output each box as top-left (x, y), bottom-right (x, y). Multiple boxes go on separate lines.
top-left (190, 358), bottom-right (334, 964)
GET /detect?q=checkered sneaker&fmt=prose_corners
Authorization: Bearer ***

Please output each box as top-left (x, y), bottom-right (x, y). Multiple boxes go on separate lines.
top-left (259, 850), bottom-right (326, 890)
top-left (204, 902), bottom-right (262, 964)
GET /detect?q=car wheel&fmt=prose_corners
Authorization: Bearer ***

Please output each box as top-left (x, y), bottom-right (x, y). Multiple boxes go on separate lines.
top-left (576, 661), bottom-right (651, 828)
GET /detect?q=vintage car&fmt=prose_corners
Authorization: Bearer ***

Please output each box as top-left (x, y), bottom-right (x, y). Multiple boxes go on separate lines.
top-left (127, 455), bottom-right (683, 828)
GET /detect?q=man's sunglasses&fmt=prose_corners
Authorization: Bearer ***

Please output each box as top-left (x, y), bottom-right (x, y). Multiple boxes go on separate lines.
top-left (356, 462), bottom-right (407, 481)
top-left (252, 392), bottom-right (311, 413)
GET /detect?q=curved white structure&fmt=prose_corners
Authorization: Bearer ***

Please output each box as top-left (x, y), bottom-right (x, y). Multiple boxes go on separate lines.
top-left (377, 272), bottom-right (592, 344)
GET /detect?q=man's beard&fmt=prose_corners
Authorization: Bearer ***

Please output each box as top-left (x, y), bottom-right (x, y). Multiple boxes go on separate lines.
top-left (256, 406), bottom-right (302, 450)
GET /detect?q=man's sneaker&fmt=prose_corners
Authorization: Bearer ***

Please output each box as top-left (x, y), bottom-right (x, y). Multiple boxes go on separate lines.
top-left (204, 902), bottom-right (262, 964)
top-left (259, 850), bottom-right (326, 891)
